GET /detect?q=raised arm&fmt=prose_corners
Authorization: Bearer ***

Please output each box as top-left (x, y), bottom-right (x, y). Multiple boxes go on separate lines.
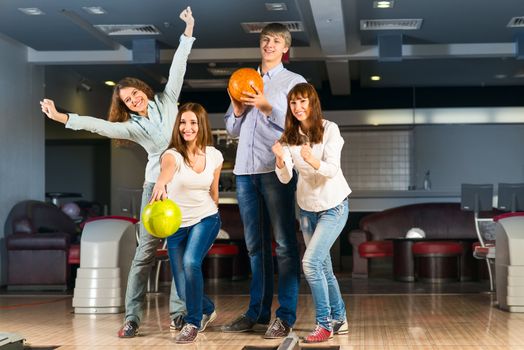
top-left (180, 6), bottom-right (194, 38)
top-left (162, 6), bottom-right (196, 103)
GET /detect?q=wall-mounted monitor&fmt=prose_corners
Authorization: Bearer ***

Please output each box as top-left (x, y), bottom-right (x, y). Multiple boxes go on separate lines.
top-left (461, 184), bottom-right (493, 213)
top-left (497, 183), bottom-right (524, 212)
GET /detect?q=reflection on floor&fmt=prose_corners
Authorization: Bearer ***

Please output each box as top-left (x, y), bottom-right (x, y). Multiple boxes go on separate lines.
top-left (1, 276), bottom-right (522, 350)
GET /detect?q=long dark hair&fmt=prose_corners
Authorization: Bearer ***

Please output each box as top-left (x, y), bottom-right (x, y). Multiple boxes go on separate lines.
top-left (108, 77), bottom-right (154, 122)
top-left (166, 102), bottom-right (213, 166)
top-left (280, 83), bottom-right (324, 146)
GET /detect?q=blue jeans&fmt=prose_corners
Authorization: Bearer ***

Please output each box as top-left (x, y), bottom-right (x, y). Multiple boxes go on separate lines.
top-left (300, 198), bottom-right (349, 331)
top-left (124, 181), bottom-right (186, 325)
top-left (167, 213), bottom-right (221, 327)
top-left (236, 173), bottom-right (300, 327)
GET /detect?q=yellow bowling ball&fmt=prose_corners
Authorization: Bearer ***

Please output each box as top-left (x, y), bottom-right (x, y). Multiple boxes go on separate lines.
top-left (142, 199), bottom-right (182, 238)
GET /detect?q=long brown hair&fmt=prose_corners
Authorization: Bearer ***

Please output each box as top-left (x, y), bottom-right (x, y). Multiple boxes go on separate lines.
top-left (280, 83), bottom-right (324, 146)
top-left (166, 102), bottom-right (213, 166)
top-left (107, 77), bottom-right (154, 122)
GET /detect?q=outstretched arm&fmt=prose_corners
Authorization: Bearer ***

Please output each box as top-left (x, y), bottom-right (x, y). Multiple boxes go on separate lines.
top-left (40, 99), bottom-right (68, 124)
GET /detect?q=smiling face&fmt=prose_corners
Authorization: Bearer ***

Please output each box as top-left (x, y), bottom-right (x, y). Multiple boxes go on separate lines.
top-left (179, 111), bottom-right (199, 144)
top-left (259, 33), bottom-right (289, 66)
top-left (118, 87), bottom-right (149, 116)
top-left (290, 95), bottom-right (311, 125)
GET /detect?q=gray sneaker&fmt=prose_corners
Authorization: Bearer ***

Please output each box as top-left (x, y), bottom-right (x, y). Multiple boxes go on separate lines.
top-left (170, 314), bottom-right (185, 331)
top-left (221, 314), bottom-right (256, 333)
top-left (199, 310), bottom-right (217, 332)
top-left (175, 323), bottom-right (199, 344)
top-left (332, 318), bottom-right (348, 335)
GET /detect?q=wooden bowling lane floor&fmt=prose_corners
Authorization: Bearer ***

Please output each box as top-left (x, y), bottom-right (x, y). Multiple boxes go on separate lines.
top-left (2, 292), bottom-right (524, 350)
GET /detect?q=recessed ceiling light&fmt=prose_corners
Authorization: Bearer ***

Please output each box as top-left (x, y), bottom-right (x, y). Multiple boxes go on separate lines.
top-left (494, 74), bottom-right (507, 79)
top-left (18, 8), bottom-right (45, 16)
top-left (105, 81), bottom-right (116, 86)
top-left (370, 75), bottom-right (381, 81)
top-left (265, 3), bottom-right (288, 11)
top-left (82, 6), bottom-right (107, 15)
top-left (374, 1), bottom-right (394, 9)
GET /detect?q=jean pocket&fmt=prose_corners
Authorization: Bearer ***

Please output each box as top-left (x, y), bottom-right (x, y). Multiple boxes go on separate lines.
top-left (332, 201), bottom-right (347, 217)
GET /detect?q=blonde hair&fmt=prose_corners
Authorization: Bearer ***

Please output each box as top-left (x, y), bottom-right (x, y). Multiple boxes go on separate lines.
top-left (260, 23), bottom-right (291, 48)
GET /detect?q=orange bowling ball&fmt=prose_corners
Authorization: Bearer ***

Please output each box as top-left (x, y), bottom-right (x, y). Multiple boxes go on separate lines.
top-left (228, 68), bottom-right (264, 102)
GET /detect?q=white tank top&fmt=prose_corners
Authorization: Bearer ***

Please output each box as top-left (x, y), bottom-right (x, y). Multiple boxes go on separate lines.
top-left (163, 146), bottom-right (223, 227)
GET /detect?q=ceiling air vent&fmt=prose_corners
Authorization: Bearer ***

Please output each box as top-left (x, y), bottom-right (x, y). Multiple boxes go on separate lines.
top-left (241, 21), bottom-right (303, 34)
top-left (360, 19), bottom-right (423, 31)
top-left (94, 24), bottom-right (161, 35)
top-left (508, 17), bottom-right (524, 28)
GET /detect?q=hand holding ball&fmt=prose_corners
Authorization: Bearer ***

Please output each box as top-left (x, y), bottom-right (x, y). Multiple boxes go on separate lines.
top-left (142, 199), bottom-right (182, 238)
top-left (228, 68), bottom-right (264, 102)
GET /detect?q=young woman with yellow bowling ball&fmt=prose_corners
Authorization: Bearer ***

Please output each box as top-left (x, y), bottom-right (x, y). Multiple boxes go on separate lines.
top-left (150, 102), bottom-right (223, 344)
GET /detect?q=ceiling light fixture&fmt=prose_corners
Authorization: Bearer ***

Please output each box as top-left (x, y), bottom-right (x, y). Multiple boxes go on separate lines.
top-left (18, 8), bottom-right (45, 16)
top-left (105, 81), bottom-right (116, 86)
top-left (265, 3), bottom-right (288, 11)
top-left (374, 1), bottom-right (394, 9)
top-left (82, 6), bottom-right (107, 15)
top-left (207, 67), bottom-right (238, 77)
top-left (370, 75), bottom-right (381, 81)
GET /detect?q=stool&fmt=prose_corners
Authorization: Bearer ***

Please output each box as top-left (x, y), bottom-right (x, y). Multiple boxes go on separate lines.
top-left (412, 241), bottom-right (463, 283)
top-left (203, 243), bottom-right (239, 280)
top-left (68, 244), bottom-right (81, 265)
top-left (359, 240), bottom-right (393, 258)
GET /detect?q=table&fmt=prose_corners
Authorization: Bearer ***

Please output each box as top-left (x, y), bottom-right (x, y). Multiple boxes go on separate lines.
top-left (389, 237), bottom-right (478, 282)
top-left (45, 192), bottom-right (82, 206)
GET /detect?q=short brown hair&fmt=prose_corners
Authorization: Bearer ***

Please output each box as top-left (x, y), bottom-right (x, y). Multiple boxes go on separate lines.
top-left (280, 83), bottom-right (324, 146)
top-left (260, 23), bottom-right (291, 48)
top-left (108, 77), bottom-right (154, 122)
top-left (166, 102), bottom-right (213, 166)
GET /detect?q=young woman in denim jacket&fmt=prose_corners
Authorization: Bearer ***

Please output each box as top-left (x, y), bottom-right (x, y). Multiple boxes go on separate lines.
top-left (40, 6), bottom-right (195, 339)
top-left (272, 83), bottom-right (351, 343)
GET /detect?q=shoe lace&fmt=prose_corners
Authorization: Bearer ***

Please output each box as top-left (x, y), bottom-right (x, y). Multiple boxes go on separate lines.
top-left (309, 325), bottom-right (327, 339)
top-left (270, 318), bottom-right (284, 331)
top-left (180, 324), bottom-right (196, 336)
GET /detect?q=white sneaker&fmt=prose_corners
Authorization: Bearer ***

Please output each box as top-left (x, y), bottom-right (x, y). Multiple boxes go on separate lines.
top-left (199, 310), bottom-right (217, 332)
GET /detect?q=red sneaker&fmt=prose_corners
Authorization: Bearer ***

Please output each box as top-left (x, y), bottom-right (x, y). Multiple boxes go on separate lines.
top-left (303, 324), bottom-right (333, 343)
